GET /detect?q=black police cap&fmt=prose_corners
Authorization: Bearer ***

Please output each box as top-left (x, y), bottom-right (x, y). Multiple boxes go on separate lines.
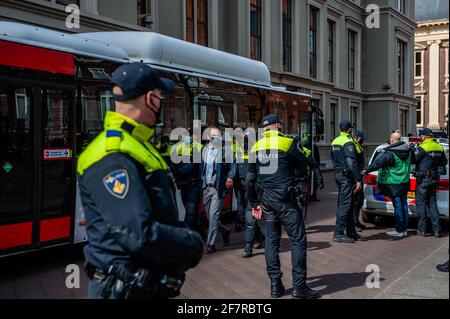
top-left (262, 114), bottom-right (283, 127)
top-left (421, 128), bottom-right (433, 137)
top-left (352, 130), bottom-right (367, 143)
top-left (340, 120), bottom-right (354, 131)
top-left (111, 62), bottom-right (174, 101)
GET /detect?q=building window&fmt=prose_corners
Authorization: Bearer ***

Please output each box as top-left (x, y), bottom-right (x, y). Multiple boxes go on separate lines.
top-left (397, 0), bottom-right (405, 14)
top-left (197, 0), bottom-right (208, 46)
top-left (282, 0), bottom-right (292, 72)
top-left (137, 0), bottom-right (147, 27)
top-left (415, 51), bottom-right (423, 78)
top-left (100, 90), bottom-right (114, 119)
top-left (351, 105), bottom-right (358, 130)
top-left (185, 0), bottom-right (208, 46)
top-left (348, 30), bottom-right (356, 90)
top-left (309, 7), bottom-right (318, 78)
top-left (397, 39), bottom-right (406, 94)
top-left (250, 0), bottom-right (262, 61)
top-left (330, 102), bottom-right (337, 139)
top-left (416, 96), bottom-right (423, 126)
top-left (400, 108), bottom-right (408, 136)
top-left (327, 20), bottom-right (335, 83)
top-left (186, 0), bottom-right (195, 43)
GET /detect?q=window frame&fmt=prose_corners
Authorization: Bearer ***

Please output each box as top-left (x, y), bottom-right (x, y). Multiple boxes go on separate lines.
top-left (185, 0), bottom-right (208, 46)
top-left (348, 30), bottom-right (357, 90)
top-left (414, 50), bottom-right (424, 79)
top-left (282, 0), bottom-right (292, 72)
top-left (415, 95), bottom-right (424, 127)
top-left (350, 105), bottom-right (359, 130)
top-left (327, 19), bottom-right (335, 83)
top-left (397, 39), bottom-right (406, 94)
top-left (250, 0), bottom-right (262, 61)
top-left (330, 102), bottom-right (337, 140)
top-left (399, 107), bottom-right (408, 136)
top-left (309, 6), bottom-right (319, 79)
top-left (397, 0), bottom-right (406, 14)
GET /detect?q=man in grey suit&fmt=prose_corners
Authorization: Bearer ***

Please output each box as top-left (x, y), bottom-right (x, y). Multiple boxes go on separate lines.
top-left (201, 127), bottom-right (237, 254)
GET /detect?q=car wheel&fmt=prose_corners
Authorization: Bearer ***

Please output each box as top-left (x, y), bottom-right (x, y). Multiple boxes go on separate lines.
top-left (362, 211), bottom-right (378, 224)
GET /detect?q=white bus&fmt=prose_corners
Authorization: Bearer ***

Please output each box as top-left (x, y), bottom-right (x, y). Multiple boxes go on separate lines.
top-left (0, 22), bottom-right (312, 256)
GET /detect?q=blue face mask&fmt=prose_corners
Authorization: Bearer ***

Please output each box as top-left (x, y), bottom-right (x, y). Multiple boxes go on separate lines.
top-left (211, 137), bottom-right (220, 147)
top-left (183, 136), bottom-right (192, 144)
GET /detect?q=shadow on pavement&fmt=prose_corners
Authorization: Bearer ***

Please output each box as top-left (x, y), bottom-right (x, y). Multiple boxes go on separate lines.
top-left (297, 272), bottom-right (386, 297)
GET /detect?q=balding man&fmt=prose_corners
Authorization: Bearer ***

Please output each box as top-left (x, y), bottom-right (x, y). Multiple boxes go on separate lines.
top-left (201, 127), bottom-right (237, 254)
top-left (363, 132), bottom-right (413, 238)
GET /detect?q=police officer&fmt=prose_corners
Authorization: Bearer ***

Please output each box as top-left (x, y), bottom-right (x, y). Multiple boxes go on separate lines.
top-left (413, 128), bottom-right (448, 238)
top-left (247, 115), bottom-right (320, 299)
top-left (235, 132), bottom-right (265, 258)
top-left (232, 130), bottom-right (247, 232)
top-left (352, 130), bottom-right (367, 232)
top-left (77, 63), bottom-right (203, 299)
top-left (171, 131), bottom-right (204, 237)
top-left (331, 121), bottom-right (367, 243)
top-left (299, 142), bottom-right (325, 205)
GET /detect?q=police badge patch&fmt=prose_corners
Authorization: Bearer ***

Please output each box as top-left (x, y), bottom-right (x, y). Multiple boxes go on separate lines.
top-left (103, 170), bottom-right (129, 199)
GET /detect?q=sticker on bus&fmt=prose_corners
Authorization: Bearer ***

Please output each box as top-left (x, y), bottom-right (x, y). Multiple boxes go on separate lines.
top-left (43, 148), bottom-right (73, 161)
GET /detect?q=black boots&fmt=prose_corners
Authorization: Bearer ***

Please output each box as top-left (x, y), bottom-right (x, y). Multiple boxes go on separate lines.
top-left (292, 285), bottom-right (321, 299)
top-left (242, 243), bottom-right (253, 258)
top-left (436, 261), bottom-right (449, 273)
top-left (271, 280), bottom-right (285, 298)
top-left (333, 234), bottom-right (355, 243)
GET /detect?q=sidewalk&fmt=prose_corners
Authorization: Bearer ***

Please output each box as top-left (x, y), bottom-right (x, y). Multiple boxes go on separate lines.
top-left (375, 242), bottom-right (449, 299)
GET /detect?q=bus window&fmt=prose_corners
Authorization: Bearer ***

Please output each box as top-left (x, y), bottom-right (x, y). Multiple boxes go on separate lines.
top-left (99, 89), bottom-right (114, 119)
top-left (0, 84), bottom-right (34, 225)
top-left (41, 89), bottom-right (74, 219)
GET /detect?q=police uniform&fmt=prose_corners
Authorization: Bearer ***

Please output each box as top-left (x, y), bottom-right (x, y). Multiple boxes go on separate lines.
top-left (77, 63), bottom-right (203, 299)
top-left (234, 137), bottom-right (265, 258)
top-left (247, 115), bottom-right (320, 299)
top-left (330, 121), bottom-right (363, 242)
top-left (172, 139), bottom-right (204, 234)
top-left (300, 145), bottom-right (324, 202)
top-left (414, 131), bottom-right (448, 237)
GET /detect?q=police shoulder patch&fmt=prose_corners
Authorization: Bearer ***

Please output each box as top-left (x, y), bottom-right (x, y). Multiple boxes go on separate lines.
top-left (103, 170), bottom-right (129, 199)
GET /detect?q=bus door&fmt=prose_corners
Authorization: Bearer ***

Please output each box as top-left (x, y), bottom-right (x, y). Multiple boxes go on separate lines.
top-left (0, 83), bottom-right (75, 254)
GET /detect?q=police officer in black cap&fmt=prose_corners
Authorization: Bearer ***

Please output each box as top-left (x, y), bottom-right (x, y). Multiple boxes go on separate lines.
top-left (247, 114), bottom-right (320, 299)
top-left (77, 62), bottom-right (203, 299)
top-left (413, 128), bottom-right (448, 237)
top-left (330, 121), bottom-right (367, 243)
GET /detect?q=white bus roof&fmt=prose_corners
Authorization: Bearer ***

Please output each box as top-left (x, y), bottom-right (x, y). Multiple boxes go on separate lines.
top-left (0, 22), bottom-right (129, 62)
top-left (79, 31), bottom-right (272, 88)
top-left (0, 22), bottom-right (310, 97)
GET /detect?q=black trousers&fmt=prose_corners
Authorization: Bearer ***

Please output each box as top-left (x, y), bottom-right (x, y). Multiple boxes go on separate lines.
top-left (234, 163), bottom-right (249, 227)
top-left (353, 190), bottom-right (364, 224)
top-left (244, 201), bottom-right (265, 244)
top-left (334, 172), bottom-right (357, 237)
top-left (416, 178), bottom-right (442, 234)
top-left (180, 183), bottom-right (202, 232)
top-left (261, 199), bottom-right (307, 288)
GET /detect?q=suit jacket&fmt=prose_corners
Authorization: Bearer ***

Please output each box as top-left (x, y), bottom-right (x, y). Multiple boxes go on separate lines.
top-left (200, 142), bottom-right (237, 199)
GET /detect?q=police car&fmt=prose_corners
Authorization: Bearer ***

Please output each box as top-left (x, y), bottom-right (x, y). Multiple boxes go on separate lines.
top-left (362, 137), bottom-right (449, 223)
